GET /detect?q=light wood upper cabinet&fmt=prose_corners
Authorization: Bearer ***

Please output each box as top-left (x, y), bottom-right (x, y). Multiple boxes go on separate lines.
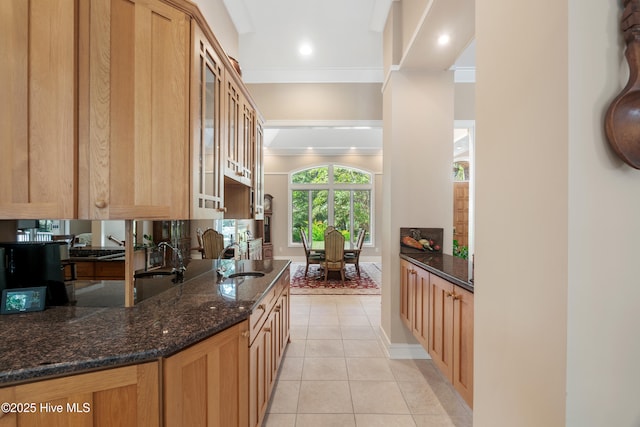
top-left (0, 0), bottom-right (77, 219)
top-left (254, 118), bottom-right (265, 219)
top-left (191, 23), bottom-right (225, 219)
top-left (225, 78), bottom-right (254, 187)
top-left (79, 0), bottom-right (190, 220)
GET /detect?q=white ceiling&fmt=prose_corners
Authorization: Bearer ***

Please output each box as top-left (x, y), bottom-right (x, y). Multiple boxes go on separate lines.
top-left (224, 0), bottom-right (390, 84)
top-left (223, 0), bottom-right (474, 155)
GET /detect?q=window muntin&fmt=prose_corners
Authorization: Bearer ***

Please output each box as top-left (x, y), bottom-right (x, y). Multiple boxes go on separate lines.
top-left (290, 165), bottom-right (373, 248)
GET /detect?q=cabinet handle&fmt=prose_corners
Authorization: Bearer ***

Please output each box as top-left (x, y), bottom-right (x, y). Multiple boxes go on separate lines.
top-left (94, 199), bottom-right (107, 209)
top-left (264, 327), bottom-right (271, 333)
top-left (452, 292), bottom-right (461, 300)
top-left (257, 304), bottom-right (266, 311)
top-left (445, 291), bottom-right (453, 298)
top-left (241, 331), bottom-right (250, 338)
top-left (274, 305), bottom-right (281, 312)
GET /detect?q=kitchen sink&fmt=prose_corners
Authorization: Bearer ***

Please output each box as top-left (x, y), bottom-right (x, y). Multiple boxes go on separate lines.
top-left (227, 272), bottom-right (265, 279)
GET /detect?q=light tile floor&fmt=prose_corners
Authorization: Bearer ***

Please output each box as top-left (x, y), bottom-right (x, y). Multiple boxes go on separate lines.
top-left (262, 294), bottom-right (473, 427)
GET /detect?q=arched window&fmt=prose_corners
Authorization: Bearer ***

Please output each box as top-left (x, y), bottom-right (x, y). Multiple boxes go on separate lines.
top-left (289, 164), bottom-right (373, 248)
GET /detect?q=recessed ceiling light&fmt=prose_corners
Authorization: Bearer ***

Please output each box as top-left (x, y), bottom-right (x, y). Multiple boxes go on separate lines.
top-left (299, 42), bottom-right (313, 56)
top-left (437, 34), bottom-right (451, 46)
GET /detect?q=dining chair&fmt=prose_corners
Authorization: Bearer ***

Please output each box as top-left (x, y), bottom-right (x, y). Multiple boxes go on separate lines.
top-left (324, 225), bottom-right (336, 236)
top-left (344, 228), bottom-right (366, 277)
top-left (322, 229), bottom-right (345, 283)
top-left (201, 228), bottom-right (225, 259)
top-left (301, 228), bottom-right (324, 276)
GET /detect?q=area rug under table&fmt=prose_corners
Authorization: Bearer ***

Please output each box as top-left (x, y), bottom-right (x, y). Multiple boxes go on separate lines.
top-left (289, 262), bottom-right (381, 295)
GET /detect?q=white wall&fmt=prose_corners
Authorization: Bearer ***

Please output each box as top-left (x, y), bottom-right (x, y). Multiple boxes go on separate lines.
top-left (381, 70), bottom-right (454, 348)
top-left (566, 2), bottom-right (640, 426)
top-left (475, 1), bottom-right (640, 426)
top-left (192, 0), bottom-right (238, 57)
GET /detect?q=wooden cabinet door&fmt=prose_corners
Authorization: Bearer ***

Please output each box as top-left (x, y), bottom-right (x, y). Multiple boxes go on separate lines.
top-left (453, 286), bottom-right (474, 407)
top-left (225, 78), bottom-right (241, 181)
top-left (192, 23), bottom-right (225, 219)
top-left (429, 274), bottom-right (454, 381)
top-left (412, 267), bottom-right (430, 349)
top-left (253, 118), bottom-right (265, 219)
top-left (399, 260), bottom-right (413, 329)
top-left (0, 0), bottom-right (77, 219)
top-left (80, 0), bottom-right (190, 219)
top-left (0, 362), bottom-right (159, 427)
top-left (241, 98), bottom-right (255, 185)
top-left (163, 321), bottom-right (249, 427)
top-left (224, 77), bottom-right (254, 187)
top-left (249, 319), bottom-right (272, 427)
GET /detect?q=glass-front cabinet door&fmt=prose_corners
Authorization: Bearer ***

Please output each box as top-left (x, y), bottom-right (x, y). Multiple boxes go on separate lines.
top-left (192, 24), bottom-right (224, 219)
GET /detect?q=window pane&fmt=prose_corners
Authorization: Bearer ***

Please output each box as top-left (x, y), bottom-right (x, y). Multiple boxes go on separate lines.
top-left (291, 190), bottom-right (309, 243)
top-left (292, 166), bottom-right (329, 184)
top-left (353, 190), bottom-right (371, 244)
top-left (334, 166), bottom-right (371, 184)
top-left (310, 190), bottom-right (328, 245)
top-left (333, 190), bottom-right (351, 240)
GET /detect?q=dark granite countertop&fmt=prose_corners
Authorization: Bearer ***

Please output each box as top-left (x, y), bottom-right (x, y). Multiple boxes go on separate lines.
top-left (400, 253), bottom-right (473, 292)
top-left (0, 259), bottom-right (290, 386)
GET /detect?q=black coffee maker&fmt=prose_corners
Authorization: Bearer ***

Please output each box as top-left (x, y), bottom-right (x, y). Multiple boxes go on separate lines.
top-left (0, 242), bottom-right (68, 306)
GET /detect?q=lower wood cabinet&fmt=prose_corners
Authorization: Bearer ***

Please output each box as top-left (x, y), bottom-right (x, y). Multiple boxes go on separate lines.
top-left (400, 258), bottom-right (474, 408)
top-left (163, 320), bottom-right (249, 427)
top-left (428, 273), bottom-right (474, 408)
top-left (0, 275), bottom-right (291, 427)
top-left (400, 259), bottom-right (430, 348)
top-left (0, 362), bottom-right (159, 427)
top-left (249, 269), bottom-right (290, 427)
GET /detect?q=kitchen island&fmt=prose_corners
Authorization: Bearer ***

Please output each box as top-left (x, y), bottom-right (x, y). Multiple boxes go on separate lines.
top-left (0, 258), bottom-right (290, 426)
top-left (0, 258), bottom-right (289, 385)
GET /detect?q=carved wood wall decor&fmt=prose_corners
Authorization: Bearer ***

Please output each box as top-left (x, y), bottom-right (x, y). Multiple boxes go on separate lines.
top-left (605, 0), bottom-right (640, 169)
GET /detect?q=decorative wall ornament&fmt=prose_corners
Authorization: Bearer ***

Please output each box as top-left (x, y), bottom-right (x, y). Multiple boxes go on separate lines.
top-left (605, 0), bottom-right (640, 169)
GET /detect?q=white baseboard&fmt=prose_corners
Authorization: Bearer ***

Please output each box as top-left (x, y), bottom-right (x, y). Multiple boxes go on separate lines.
top-left (377, 325), bottom-right (430, 360)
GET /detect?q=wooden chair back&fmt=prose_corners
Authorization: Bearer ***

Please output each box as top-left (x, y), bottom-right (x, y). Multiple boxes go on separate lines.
top-left (323, 229), bottom-right (345, 283)
top-left (201, 228), bottom-right (224, 259)
top-left (300, 228), bottom-right (311, 253)
top-left (324, 230), bottom-right (345, 264)
top-left (355, 228), bottom-right (366, 250)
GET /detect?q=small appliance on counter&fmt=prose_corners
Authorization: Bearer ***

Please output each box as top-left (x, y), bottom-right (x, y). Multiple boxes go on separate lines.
top-left (0, 242), bottom-right (68, 307)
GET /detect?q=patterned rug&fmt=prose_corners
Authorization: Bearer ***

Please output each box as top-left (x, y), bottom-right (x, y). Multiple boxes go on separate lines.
top-left (289, 262), bottom-right (382, 295)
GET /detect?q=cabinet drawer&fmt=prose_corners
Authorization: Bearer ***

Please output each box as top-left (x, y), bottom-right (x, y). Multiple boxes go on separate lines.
top-left (249, 286), bottom-right (278, 343)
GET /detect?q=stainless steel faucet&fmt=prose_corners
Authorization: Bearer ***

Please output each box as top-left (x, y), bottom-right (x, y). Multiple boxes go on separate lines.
top-left (216, 242), bottom-right (239, 276)
top-left (158, 241), bottom-right (186, 277)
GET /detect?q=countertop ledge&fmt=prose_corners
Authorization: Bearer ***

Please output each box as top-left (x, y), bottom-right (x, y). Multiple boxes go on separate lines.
top-left (400, 253), bottom-right (473, 293)
top-left (0, 259), bottom-right (290, 386)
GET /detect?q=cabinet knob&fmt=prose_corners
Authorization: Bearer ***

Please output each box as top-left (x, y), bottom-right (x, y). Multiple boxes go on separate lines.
top-left (241, 331), bottom-right (250, 338)
top-left (274, 305), bottom-right (281, 312)
top-left (94, 199), bottom-right (107, 209)
top-left (257, 304), bottom-right (266, 311)
top-left (445, 291), bottom-right (453, 298)
top-left (263, 327), bottom-right (271, 333)
top-left (452, 292), bottom-right (461, 300)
